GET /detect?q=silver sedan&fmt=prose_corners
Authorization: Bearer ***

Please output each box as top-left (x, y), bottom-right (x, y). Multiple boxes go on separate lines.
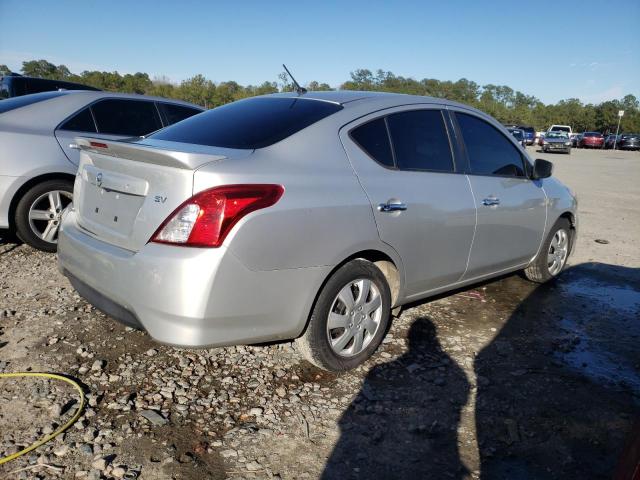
top-left (0, 91), bottom-right (203, 251)
top-left (58, 91), bottom-right (577, 371)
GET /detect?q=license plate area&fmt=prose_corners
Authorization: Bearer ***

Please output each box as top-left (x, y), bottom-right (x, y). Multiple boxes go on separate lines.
top-left (82, 186), bottom-right (143, 236)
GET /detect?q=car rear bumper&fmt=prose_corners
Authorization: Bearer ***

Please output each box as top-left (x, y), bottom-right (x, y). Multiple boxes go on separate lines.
top-left (58, 209), bottom-right (331, 347)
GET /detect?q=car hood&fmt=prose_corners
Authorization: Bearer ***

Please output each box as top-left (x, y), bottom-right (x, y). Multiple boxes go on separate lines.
top-left (544, 137), bottom-right (570, 143)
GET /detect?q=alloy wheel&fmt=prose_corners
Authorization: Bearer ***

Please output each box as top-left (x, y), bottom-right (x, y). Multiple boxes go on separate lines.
top-left (28, 190), bottom-right (73, 244)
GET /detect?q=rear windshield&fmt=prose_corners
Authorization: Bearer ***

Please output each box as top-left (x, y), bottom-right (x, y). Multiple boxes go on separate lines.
top-left (0, 91), bottom-right (68, 114)
top-left (148, 96), bottom-right (343, 149)
top-left (583, 132), bottom-right (602, 137)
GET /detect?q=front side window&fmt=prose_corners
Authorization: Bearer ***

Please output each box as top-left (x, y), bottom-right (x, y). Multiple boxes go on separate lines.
top-left (456, 113), bottom-right (526, 177)
top-left (350, 118), bottom-right (394, 167)
top-left (59, 107), bottom-right (96, 132)
top-left (92, 99), bottom-right (162, 136)
top-left (387, 110), bottom-right (454, 172)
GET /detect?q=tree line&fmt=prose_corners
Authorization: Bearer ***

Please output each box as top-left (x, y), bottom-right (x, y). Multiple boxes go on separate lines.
top-left (1, 59), bottom-right (638, 133)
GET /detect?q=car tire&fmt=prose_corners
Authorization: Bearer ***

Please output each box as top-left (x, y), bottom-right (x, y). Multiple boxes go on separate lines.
top-left (14, 179), bottom-right (74, 253)
top-left (296, 259), bottom-right (392, 371)
top-left (524, 218), bottom-right (572, 284)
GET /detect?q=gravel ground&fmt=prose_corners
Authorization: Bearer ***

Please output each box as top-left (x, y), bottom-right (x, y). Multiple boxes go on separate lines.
top-left (0, 147), bottom-right (638, 479)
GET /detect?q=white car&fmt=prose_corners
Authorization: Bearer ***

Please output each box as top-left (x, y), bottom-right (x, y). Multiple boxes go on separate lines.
top-left (0, 91), bottom-right (203, 251)
top-left (548, 124), bottom-right (573, 137)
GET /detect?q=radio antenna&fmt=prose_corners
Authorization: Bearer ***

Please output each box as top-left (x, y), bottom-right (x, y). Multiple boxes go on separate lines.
top-left (282, 64), bottom-right (307, 94)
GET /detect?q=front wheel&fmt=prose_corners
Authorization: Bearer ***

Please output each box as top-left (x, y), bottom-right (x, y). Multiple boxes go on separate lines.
top-left (524, 218), bottom-right (572, 283)
top-left (296, 259), bottom-right (391, 371)
top-left (14, 179), bottom-right (74, 252)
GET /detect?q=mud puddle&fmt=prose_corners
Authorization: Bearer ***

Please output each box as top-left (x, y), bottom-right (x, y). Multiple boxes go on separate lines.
top-left (555, 267), bottom-right (640, 396)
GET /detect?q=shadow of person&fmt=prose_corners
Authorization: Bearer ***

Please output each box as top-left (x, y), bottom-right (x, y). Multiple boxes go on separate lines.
top-left (322, 317), bottom-right (470, 480)
top-left (474, 263), bottom-right (640, 479)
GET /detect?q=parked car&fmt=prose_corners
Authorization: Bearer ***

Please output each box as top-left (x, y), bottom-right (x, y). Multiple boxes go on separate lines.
top-left (507, 127), bottom-right (526, 147)
top-left (548, 124), bottom-right (573, 137)
top-left (570, 133), bottom-right (581, 147)
top-left (617, 133), bottom-right (640, 151)
top-left (578, 132), bottom-right (604, 148)
top-left (518, 126), bottom-right (536, 145)
top-left (604, 134), bottom-right (620, 149)
top-left (1, 73), bottom-right (100, 99)
top-left (57, 91), bottom-right (578, 372)
top-left (541, 131), bottom-right (572, 154)
top-left (0, 91), bottom-right (204, 251)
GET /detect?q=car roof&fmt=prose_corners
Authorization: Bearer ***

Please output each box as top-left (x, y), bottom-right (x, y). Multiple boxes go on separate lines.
top-left (53, 89), bottom-right (202, 106)
top-left (264, 90), bottom-right (469, 109)
top-left (0, 90), bottom-right (203, 130)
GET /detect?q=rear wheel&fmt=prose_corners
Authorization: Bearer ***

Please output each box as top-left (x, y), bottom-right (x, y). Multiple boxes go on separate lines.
top-left (296, 259), bottom-right (391, 371)
top-left (524, 218), bottom-right (572, 283)
top-left (14, 179), bottom-right (74, 252)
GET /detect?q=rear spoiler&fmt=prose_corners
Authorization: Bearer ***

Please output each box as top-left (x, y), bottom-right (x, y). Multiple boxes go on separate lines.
top-left (75, 137), bottom-right (226, 170)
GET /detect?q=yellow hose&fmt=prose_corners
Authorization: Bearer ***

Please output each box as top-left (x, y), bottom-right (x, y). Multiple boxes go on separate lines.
top-left (0, 372), bottom-right (85, 466)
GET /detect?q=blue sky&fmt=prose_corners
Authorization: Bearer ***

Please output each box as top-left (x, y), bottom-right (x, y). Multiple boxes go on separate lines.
top-left (1, 0), bottom-right (638, 104)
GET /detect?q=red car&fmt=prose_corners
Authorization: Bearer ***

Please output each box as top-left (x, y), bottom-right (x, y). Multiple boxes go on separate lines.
top-left (578, 132), bottom-right (604, 148)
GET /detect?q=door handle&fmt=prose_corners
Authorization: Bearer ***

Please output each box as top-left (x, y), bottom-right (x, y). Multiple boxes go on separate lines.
top-left (69, 143), bottom-right (80, 150)
top-left (482, 197), bottom-right (501, 206)
top-left (378, 201), bottom-right (407, 212)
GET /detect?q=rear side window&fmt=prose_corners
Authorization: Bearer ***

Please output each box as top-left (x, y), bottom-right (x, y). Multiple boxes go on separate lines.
top-left (0, 91), bottom-right (68, 114)
top-left (149, 97), bottom-right (343, 149)
top-left (350, 118), bottom-right (394, 167)
top-left (456, 113), bottom-right (525, 177)
top-left (387, 110), bottom-right (454, 172)
top-left (59, 107), bottom-right (96, 132)
top-left (158, 103), bottom-right (202, 126)
top-left (92, 99), bottom-right (162, 136)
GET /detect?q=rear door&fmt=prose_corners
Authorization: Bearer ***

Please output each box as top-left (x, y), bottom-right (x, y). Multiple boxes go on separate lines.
top-left (55, 98), bottom-right (163, 165)
top-left (451, 110), bottom-right (547, 279)
top-left (341, 106), bottom-right (476, 298)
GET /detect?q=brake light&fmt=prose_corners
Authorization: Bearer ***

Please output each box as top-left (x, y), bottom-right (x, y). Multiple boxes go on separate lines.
top-left (150, 184), bottom-right (284, 247)
top-left (90, 141), bottom-right (108, 149)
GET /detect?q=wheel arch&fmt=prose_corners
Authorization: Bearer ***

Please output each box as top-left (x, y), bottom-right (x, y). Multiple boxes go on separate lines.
top-left (8, 172), bottom-right (76, 230)
top-left (298, 248), bottom-right (403, 340)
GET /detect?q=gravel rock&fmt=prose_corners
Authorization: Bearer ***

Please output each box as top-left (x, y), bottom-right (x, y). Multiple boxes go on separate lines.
top-left (140, 409), bottom-right (168, 426)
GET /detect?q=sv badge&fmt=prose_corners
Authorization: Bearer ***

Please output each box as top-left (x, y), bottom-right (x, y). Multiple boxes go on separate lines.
top-left (154, 196), bottom-right (167, 204)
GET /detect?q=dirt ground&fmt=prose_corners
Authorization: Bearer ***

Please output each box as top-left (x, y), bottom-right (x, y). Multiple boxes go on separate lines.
top-left (0, 147), bottom-right (638, 480)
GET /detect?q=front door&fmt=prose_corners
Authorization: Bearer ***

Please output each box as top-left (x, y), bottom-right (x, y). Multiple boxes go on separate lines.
top-left (452, 110), bottom-right (547, 279)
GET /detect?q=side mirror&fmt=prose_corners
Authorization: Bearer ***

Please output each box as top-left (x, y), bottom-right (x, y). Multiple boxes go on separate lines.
top-left (532, 158), bottom-right (553, 179)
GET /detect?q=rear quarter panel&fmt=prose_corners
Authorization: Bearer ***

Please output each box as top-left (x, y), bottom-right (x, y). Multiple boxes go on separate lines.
top-left (193, 122), bottom-right (393, 272)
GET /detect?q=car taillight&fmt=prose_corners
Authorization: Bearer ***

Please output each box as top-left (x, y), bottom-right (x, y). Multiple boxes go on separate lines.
top-left (150, 184), bottom-right (284, 247)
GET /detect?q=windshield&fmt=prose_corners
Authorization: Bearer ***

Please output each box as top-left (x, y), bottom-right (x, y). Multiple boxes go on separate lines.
top-left (546, 132), bottom-right (569, 139)
top-left (550, 126), bottom-right (571, 133)
top-left (148, 96), bottom-right (344, 149)
top-left (0, 91), bottom-right (69, 114)
top-left (583, 132), bottom-right (602, 138)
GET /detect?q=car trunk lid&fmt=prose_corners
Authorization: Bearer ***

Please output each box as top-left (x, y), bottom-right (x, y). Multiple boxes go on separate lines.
top-left (73, 137), bottom-right (250, 252)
